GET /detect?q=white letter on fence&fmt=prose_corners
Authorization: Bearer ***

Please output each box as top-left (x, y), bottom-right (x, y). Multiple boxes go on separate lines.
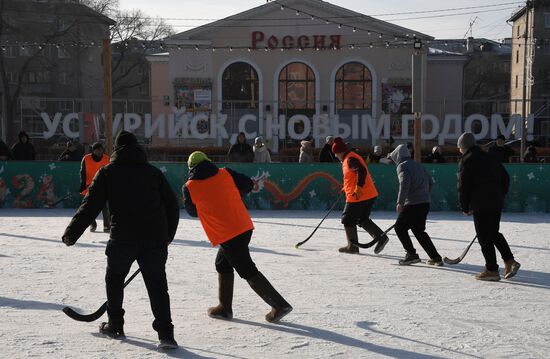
top-left (145, 114), bottom-right (165, 138)
top-left (313, 114), bottom-right (331, 148)
top-left (331, 115), bottom-right (351, 138)
top-left (438, 114), bottom-right (462, 145)
top-left (287, 114), bottom-right (311, 140)
top-left (464, 114), bottom-right (489, 139)
top-left (62, 113), bottom-right (80, 139)
top-left (42, 112), bottom-right (62, 139)
top-left (421, 114), bottom-right (440, 140)
top-left (401, 114), bottom-right (414, 139)
top-left (123, 113), bottom-right (142, 133)
top-left (238, 114), bottom-right (258, 139)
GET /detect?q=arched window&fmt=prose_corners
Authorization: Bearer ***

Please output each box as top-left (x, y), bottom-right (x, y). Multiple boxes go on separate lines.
top-left (279, 62), bottom-right (315, 110)
top-left (335, 62), bottom-right (372, 110)
top-left (222, 62), bottom-right (259, 109)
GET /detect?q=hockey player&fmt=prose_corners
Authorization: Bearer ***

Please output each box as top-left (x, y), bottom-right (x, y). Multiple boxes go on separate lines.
top-left (62, 131), bottom-right (180, 349)
top-left (390, 144), bottom-right (443, 265)
top-left (457, 132), bottom-right (521, 281)
top-left (332, 137), bottom-right (389, 254)
top-left (182, 151), bottom-right (292, 323)
top-left (80, 142), bottom-right (110, 232)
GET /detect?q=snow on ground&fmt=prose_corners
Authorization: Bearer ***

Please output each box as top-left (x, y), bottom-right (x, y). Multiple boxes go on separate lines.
top-left (0, 209), bottom-right (549, 359)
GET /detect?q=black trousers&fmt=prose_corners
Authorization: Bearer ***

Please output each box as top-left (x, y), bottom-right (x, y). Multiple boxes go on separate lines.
top-left (341, 198), bottom-right (384, 238)
top-left (395, 203), bottom-right (441, 260)
top-left (473, 211), bottom-right (514, 271)
top-left (105, 240), bottom-right (172, 335)
top-left (215, 230), bottom-right (259, 280)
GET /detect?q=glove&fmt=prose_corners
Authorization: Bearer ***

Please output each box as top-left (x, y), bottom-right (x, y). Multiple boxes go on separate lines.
top-left (352, 185), bottom-right (363, 200)
top-left (62, 235), bottom-right (77, 246)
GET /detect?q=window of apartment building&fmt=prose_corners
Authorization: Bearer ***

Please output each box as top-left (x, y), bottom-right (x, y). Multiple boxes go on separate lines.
top-left (3, 46), bottom-right (17, 58)
top-left (28, 71), bottom-right (50, 83)
top-left (517, 25), bottom-right (521, 37)
top-left (545, 13), bottom-right (550, 28)
top-left (58, 72), bottom-right (68, 85)
top-left (19, 46), bottom-right (32, 57)
top-left (515, 75), bottom-right (518, 89)
top-left (57, 47), bottom-right (70, 59)
top-left (335, 62), bottom-right (372, 110)
top-left (6, 71), bottom-right (17, 84)
top-left (516, 50), bottom-right (519, 63)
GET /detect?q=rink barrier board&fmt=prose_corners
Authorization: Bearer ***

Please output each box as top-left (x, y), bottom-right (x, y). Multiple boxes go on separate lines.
top-left (0, 161), bottom-right (548, 212)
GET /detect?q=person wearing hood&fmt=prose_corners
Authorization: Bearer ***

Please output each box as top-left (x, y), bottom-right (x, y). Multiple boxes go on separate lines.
top-left (253, 136), bottom-right (271, 163)
top-left (79, 142), bottom-right (110, 232)
top-left (390, 144), bottom-right (443, 265)
top-left (183, 152), bottom-right (292, 323)
top-left (457, 132), bottom-right (520, 281)
top-left (228, 132), bottom-right (254, 162)
top-left (58, 140), bottom-right (83, 161)
top-left (11, 131), bottom-right (36, 160)
top-left (319, 136), bottom-right (336, 162)
top-left (331, 137), bottom-right (389, 255)
top-left (62, 131), bottom-right (180, 349)
top-left (299, 140), bottom-right (314, 163)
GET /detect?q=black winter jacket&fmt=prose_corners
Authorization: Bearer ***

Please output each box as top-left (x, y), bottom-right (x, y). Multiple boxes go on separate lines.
top-left (457, 146), bottom-right (510, 213)
top-left (319, 144), bottom-right (336, 162)
top-left (11, 132), bottom-right (35, 160)
top-left (182, 161), bottom-right (253, 217)
top-left (64, 144), bottom-right (180, 244)
top-left (228, 143), bottom-right (254, 162)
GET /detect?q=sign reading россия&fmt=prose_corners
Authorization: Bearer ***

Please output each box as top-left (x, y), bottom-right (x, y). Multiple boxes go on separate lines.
top-left (40, 109), bottom-right (535, 147)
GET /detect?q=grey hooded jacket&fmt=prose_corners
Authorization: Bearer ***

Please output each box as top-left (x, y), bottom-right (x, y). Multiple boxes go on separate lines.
top-left (390, 144), bottom-right (434, 206)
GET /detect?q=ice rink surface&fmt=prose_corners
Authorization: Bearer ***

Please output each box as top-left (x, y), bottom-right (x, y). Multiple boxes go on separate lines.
top-left (1, 209), bottom-right (549, 358)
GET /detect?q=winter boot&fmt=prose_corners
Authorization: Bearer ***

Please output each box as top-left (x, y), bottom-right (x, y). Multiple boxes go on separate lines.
top-left (99, 322), bottom-right (125, 339)
top-left (89, 220), bottom-right (97, 232)
top-left (374, 234), bottom-right (390, 254)
top-left (207, 272), bottom-right (234, 320)
top-left (474, 269), bottom-right (501, 281)
top-left (157, 326), bottom-right (178, 350)
top-left (247, 272), bottom-right (293, 323)
top-left (339, 226), bottom-right (359, 254)
top-left (398, 252), bottom-right (421, 265)
top-left (426, 257), bottom-right (444, 266)
top-left (504, 260), bottom-right (521, 280)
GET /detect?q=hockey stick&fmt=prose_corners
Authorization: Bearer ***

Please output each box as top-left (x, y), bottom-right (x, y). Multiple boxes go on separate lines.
top-left (295, 192), bottom-right (344, 248)
top-left (352, 224), bottom-right (395, 249)
top-left (45, 194), bottom-right (70, 208)
top-left (62, 268), bottom-right (141, 322)
top-left (443, 235), bottom-right (477, 265)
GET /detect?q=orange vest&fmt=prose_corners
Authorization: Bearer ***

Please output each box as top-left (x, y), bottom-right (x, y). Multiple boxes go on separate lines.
top-left (186, 168), bottom-right (254, 246)
top-left (80, 154), bottom-right (110, 196)
top-left (342, 151), bottom-right (378, 203)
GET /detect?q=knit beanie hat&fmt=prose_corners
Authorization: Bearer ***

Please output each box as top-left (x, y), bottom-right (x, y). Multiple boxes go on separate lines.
top-left (331, 137), bottom-right (348, 154)
top-left (457, 132), bottom-right (476, 150)
top-left (91, 142), bottom-right (103, 150)
top-left (115, 131), bottom-right (138, 148)
top-left (187, 151), bottom-right (210, 169)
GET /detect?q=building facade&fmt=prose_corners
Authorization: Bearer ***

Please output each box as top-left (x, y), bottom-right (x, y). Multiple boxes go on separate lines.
top-left (509, 0), bottom-right (550, 142)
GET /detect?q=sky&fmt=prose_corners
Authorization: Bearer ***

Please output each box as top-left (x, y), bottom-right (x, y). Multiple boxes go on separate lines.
top-left (118, 0), bottom-right (525, 41)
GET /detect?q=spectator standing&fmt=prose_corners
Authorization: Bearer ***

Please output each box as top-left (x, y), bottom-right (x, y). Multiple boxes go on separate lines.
top-left (253, 136), bottom-right (271, 163)
top-left (58, 141), bottom-right (83, 161)
top-left (424, 146), bottom-right (446, 163)
top-left (319, 136), bottom-right (336, 162)
top-left (488, 135), bottom-right (514, 163)
top-left (0, 139), bottom-right (10, 160)
top-left (299, 140), bottom-right (314, 163)
top-left (11, 131), bottom-right (36, 160)
top-left (228, 132), bottom-right (254, 162)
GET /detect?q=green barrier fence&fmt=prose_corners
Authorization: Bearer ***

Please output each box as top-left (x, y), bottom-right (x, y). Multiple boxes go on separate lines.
top-left (0, 161), bottom-right (548, 212)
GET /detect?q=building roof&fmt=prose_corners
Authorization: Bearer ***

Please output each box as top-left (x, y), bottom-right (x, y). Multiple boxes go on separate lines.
top-left (429, 38), bottom-right (511, 55)
top-left (166, 0), bottom-right (433, 43)
top-left (508, 5), bottom-right (527, 23)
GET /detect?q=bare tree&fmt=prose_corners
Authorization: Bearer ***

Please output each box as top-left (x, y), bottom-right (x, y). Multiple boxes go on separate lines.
top-left (109, 9), bottom-right (173, 97)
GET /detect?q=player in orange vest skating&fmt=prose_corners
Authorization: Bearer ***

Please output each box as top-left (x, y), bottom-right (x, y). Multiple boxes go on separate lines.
top-left (80, 142), bottom-right (110, 232)
top-left (183, 151), bottom-right (292, 323)
top-left (332, 137), bottom-right (389, 254)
